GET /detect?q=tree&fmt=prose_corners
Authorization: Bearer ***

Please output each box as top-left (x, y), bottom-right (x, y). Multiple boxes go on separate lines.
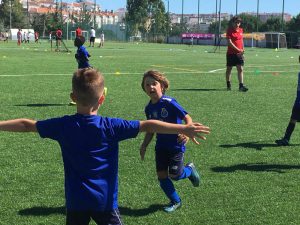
top-left (260, 16), bottom-right (282, 32)
top-left (286, 13), bottom-right (300, 32)
top-left (125, 0), bottom-right (168, 41)
top-left (0, 0), bottom-right (26, 29)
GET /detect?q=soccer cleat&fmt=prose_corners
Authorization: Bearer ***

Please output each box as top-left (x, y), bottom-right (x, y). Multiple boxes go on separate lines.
top-left (69, 101), bottom-right (76, 106)
top-left (227, 86), bottom-right (231, 91)
top-left (163, 201), bottom-right (182, 213)
top-left (186, 163), bottom-right (200, 187)
top-left (239, 86), bottom-right (248, 92)
top-left (275, 138), bottom-right (289, 146)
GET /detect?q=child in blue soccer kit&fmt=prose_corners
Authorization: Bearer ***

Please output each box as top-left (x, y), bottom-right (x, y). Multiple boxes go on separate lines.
top-left (140, 70), bottom-right (206, 213)
top-left (0, 68), bottom-right (210, 225)
top-left (276, 71), bottom-right (300, 146)
top-left (74, 36), bottom-right (91, 69)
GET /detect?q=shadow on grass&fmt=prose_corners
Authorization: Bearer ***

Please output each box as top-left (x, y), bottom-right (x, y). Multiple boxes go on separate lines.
top-left (15, 103), bottom-right (67, 107)
top-left (19, 206), bottom-right (65, 216)
top-left (171, 88), bottom-right (221, 92)
top-left (219, 141), bottom-right (300, 151)
top-left (211, 163), bottom-right (300, 173)
top-left (119, 204), bottom-right (163, 217)
top-left (18, 204), bottom-right (163, 217)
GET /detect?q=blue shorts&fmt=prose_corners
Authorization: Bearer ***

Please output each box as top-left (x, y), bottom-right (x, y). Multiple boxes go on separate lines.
top-left (66, 209), bottom-right (123, 225)
top-left (155, 149), bottom-right (184, 177)
top-left (226, 53), bottom-right (244, 67)
top-left (291, 105), bottom-right (300, 121)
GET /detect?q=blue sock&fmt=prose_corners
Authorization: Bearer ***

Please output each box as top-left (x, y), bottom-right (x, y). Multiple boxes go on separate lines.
top-left (159, 178), bottom-right (181, 203)
top-left (174, 166), bottom-right (192, 181)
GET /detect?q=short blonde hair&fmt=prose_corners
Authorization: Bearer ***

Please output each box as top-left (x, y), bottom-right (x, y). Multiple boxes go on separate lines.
top-left (141, 70), bottom-right (169, 94)
top-left (72, 68), bottom-right (104, 106)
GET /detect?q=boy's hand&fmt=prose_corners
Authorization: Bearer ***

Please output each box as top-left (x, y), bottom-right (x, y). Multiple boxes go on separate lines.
top-left (140, 144), bottom-right (147, 161)
top-left (183, 123), bottom-right (210, 145)
top-left (177, 134), bottom-right (189, 145)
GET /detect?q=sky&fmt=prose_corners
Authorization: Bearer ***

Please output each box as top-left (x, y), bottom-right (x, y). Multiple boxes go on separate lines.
top-left (94, 0), bottom-right (300, 16)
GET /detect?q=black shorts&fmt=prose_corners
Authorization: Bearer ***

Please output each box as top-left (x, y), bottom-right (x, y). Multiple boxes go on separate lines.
top-left (90, 37), bottom-right (95, 42)
top-left (66, 209), bottom-right (123, 225)
top-left (155, 149), bottom-right (184, 177)
top-left (291, 105), bottom-right (300, 121)
top-left (226, 53), bottom-right (244, 67)
top-left (56, 37), bottom-right (62, 41)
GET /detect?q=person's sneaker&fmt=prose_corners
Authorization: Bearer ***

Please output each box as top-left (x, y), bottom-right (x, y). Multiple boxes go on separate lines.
top-left (69, 101), bottom-right (76, 106)
top-left (163, 201), bottom-right (182, 213)
top-left (186, 163), bottom-right (200, 187)
top-left (275, 138), bottom-right (289, 146)
top-left (227, 86), bottom-right (231, 91)
top-left (239, 86), bottom-right (248, 92)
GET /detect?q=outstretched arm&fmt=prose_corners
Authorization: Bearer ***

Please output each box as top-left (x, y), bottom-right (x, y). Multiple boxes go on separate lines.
top-left (177, 114), bottom-right (193, 145)
top-left (139, 120), bottom-right (210, 145)
top-left (0, 119), bottom-right (37, 132)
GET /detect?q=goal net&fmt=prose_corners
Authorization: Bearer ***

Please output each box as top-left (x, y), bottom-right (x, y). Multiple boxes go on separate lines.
top-left (70, 31), bottom-right (89, 40)
top-left (250, 32), bottom-right (287, 49)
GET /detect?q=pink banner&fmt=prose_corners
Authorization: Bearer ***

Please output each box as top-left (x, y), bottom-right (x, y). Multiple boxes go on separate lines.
top-left (181, 33), bottom-right (214, 40)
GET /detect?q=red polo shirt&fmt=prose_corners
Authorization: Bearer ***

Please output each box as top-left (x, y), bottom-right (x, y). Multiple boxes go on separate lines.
top-left (226, 27), bottom-right (244, 54)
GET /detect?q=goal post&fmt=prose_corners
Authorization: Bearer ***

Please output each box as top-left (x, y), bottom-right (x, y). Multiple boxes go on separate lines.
top-left (70, 31), bottom-right (89, 40)
top-left (250, 32), bottom-right (287, 49)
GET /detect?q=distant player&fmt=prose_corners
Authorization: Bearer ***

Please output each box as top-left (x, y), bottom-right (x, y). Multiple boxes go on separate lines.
top-left (99, 32), bottom-right (104, 48)
top-left (89, 27), bottom-right (96, 47)
top-left (74, 36), bottom-right (91, 69)
top-left (75, 26), bottom-right (82, 37)
top-left (34, 31), bottom-right (39, 43)
top-left (225, 16), bottom-right (248, 92)
top-left (56, 28), bottom-right (63, 48)
top-left (17, 29), bottom-right (22, 46)
top-left (275, 57), bottom-right (300, 146)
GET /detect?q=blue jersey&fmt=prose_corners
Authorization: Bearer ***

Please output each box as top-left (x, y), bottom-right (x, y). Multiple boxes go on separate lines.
top-left (294, 72), bottom-right (300, 107)
top-left (36, 114), bottom-right (140, 211)
top-left (145, 95), bottom-right (188, 152)
top-left (76, 45), bottom-right (90, 69)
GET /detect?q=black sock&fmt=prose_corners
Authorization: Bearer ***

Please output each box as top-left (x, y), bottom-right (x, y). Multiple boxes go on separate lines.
top-left (239, 83), bottom-right (244, 88)
top-left (227, 81), bottom-right (231, 88)
top-left (284, 122), bottom-right (296, 141)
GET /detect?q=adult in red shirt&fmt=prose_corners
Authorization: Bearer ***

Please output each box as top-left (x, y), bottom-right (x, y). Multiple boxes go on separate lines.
top-left (75, 27), bottom-right (82, 37)
top-left (17, 29), bottom-right (22, 46)
top-left (56, 28), bottom-right (63, 47)
top-left (225, 16), bottom-right (248, 92)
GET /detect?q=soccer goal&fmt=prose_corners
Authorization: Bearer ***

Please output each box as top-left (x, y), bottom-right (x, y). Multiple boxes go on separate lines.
top-left (70, 31), bottom-right (89, 40)
top-left (251, 32), bottom-right (287, 49)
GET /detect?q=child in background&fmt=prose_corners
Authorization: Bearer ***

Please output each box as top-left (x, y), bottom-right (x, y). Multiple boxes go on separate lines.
top-left (0, 68), bottom-right (210, 225)
top-left (276, 58), bottom-right (300, 146)
top-left (74, 36), bottom-right (91, 69)
top-left (140, 70), bottom-right (207, 213)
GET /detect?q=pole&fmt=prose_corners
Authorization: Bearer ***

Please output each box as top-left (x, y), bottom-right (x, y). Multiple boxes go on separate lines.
top-left (9, 0), bottom-right (12, 30)
top-left (281, 0), bottom-right (285, 31)
top-left (197, 0), bottom-right (200, 31)
top-left (27, 0), bottom-right (29, 28)
top-left (256, 0), bottom-right (259, 32)
top-left (181, 0), bottom-right (184, 31)
top-left (235, 0), bottom-right (238, 15)
top-left (167, 0), bottom-right (169, 43)
top-left (94, 0), bottom-right (96, 28)
top-left (218, 0), bottom-right (222, 47)
top-left (215, 0), bottom-right (218, 45)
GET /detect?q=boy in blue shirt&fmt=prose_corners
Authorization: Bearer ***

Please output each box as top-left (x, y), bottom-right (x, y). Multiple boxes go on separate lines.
top-left (74, 36), bottom-right (91, 69)
top-left (0, 68), bottom-right (210, 225)
top-left (140, 70), bottom-right (206, 213)
top-left (276, 71), bottom-right (300, 146)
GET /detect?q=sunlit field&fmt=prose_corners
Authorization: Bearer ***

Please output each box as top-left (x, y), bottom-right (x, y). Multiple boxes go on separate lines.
top-left (0, 39), bottom-right (300, 225)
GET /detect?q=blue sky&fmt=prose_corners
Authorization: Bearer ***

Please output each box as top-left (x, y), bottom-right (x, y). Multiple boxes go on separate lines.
top-left (95, 0), bottom-right (300, 16)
